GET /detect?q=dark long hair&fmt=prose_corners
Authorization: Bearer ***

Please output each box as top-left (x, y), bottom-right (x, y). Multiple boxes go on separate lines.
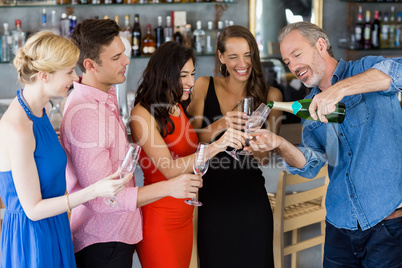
top-left (134, 41), bottom-right (196, 137)
top-left (217, 25), bottom-right (268, 108)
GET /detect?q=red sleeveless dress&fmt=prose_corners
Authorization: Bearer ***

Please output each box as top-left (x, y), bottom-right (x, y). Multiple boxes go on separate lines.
top-left (136, 104), bottom-right (198, 268)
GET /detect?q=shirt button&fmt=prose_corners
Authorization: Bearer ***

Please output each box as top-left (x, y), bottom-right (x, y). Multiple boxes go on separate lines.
top-left (348, 153), bottom-right (352, 156)
top-left (350, 194), bottom-right (354, 198)
top-left (346, 173), bottom-right (349, 176)
top-left (340, 133), bottom-right (344, 136)
top-left (108, 95), bottom-right (112, 98)
top-left (111, 108), bottom-right (115, 111)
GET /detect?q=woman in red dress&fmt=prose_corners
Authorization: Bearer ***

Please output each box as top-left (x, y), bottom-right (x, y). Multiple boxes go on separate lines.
top-left (130, 41), bottom-right (248, 268)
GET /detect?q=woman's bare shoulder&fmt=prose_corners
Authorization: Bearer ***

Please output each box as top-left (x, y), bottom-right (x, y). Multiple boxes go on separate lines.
top-left (267, 86), bottom-right (283, 102)
top-left (0, 104), bottom-right (35, 151)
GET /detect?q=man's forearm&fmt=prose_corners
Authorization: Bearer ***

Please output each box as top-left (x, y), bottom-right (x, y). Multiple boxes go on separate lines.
top-left (276, 137), bottom-right (307, 169)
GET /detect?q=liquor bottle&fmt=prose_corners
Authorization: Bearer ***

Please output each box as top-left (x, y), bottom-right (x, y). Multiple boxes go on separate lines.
top-left (50, 10), bottom-right (61, 36)
top-left (380, 11), bottom-right (389, 48)
top-left (60, 13), bottom-right (70, 39)
top-left (183, 24), bottom-right (193, 49)
top-left (193, 20), bottom-right (205, 54)
top-left (363, 10), bottom-right (372, 49)
top-left (155, 16), bottom-right (164, 48)
top-left (174, 26), bottom-right (183, 45)
top-left (123, 15), bottom-right (132, 47)
top-left (114, 15), bottom-right (120, 27)
top-left (164, 16), bottom-right (173, 42)
top-left (205, 21), bottom-right (216, 53)
top-left (132, 14), bottom-right (142, 57)
top-left (266, 99), bottom-right (346, 124)
top-left (216, 20), bottom-right (224, 42)
top-left (396, 12), bottom-right (402, 47)
top-left (12, 19), bottom-right (25, 57)
top-left (41, 8), bottom-right (48, 31)
top-left (388, 6), bottom-right (396, 48)
top-left (1, 23), bottom-right (12, 62)
top-left (142, 24), bottom-right (156, 56)
top-left (371, 10), bottom-right (381, 49)
top-left (69, 16), bottom-right (77, 37)
top-left (354, 6), bottom-right (364, 49)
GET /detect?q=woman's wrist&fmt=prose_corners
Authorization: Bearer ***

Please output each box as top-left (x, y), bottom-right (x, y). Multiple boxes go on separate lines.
top-left (209, 142), bottom-right (224, 157)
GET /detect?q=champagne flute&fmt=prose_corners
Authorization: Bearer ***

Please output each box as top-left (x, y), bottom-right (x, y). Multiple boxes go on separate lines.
top-left (185, 143), bottom-right (209, 206)
top-left (225, 97), bottom-right (254, 160)
top-left (243, 103), bottom-right (271, 155)
top-left (48, 97), bottom-right (64, 131)
top-left (104, 143), bottom-right (141, 207)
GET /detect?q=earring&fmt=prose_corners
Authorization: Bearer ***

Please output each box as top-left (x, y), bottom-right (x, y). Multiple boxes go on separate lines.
top-left (220, 64), bottom-right (229, 77)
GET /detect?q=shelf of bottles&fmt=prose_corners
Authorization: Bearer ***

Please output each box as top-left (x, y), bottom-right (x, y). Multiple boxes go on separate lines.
top-left (0, 0), bottom-right (236, 7)
top-left (339, 1), bottom-right (402, 51)
top-left (340, 0), bottom-right (402, 2)
top-left (0, 1), bottom-right (236, 63)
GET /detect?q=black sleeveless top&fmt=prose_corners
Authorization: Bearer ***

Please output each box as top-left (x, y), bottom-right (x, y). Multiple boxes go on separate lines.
top-left (197, 77), bottom-right (274, 268)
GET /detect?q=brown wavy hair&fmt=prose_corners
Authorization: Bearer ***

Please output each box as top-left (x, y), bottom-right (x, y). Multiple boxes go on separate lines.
top-left (217, 25), bottom-right (268, 108)
top-left (134, 41), bottom-right (196, 138)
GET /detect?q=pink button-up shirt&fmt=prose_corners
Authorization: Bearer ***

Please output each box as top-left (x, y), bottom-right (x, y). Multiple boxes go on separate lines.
top-left (60, 81), bottom-right (142, 252)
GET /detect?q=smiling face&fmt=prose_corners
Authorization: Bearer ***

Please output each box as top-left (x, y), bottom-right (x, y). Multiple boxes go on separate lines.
top-left (92, 36), bottom-right (130, 91)
top-left (218, 37), bottom-right (252, 82)
top-left (180, 59), bottom-right (195, 101)
top-left (46, 65), bottom-right (79, 98)
top-left (280, 30), bottom-right (326, 88)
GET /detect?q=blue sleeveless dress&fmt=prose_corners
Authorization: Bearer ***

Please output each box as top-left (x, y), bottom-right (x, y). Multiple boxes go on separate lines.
top-left (0, 89), bottom-right (76, 267)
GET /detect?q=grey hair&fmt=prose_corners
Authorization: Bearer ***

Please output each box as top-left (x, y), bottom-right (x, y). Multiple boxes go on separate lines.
top-left (278, 21), bottom-right (334, 57)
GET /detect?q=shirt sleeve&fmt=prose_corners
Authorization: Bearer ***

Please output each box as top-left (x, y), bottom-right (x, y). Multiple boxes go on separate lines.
top-left (371, 58), bottom-right (402, 94)
top-left (283, 122), bottom-right (327, 178)
top-left (63, 101), bottom-right (138, 213)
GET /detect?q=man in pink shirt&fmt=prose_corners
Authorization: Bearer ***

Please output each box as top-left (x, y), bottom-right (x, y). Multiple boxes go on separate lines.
top-left (60, 19), bottom-right (202, 268)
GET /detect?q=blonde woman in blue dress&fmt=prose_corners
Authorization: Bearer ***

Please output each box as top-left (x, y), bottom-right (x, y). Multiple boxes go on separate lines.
top-left (0, 31), bottom-right (131, 267)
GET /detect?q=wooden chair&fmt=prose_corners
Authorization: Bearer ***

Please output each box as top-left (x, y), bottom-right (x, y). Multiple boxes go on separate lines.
top-left (268, 164), bottom-right (329, 268)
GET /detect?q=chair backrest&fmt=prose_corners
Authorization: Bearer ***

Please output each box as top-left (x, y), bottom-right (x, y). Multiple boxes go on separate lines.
top-left (273, 164), bottom-right (329, 267)
top-left (275, 165), bottom-right (329, 229)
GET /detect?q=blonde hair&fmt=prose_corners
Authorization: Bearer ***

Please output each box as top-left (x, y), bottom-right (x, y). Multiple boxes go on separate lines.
top-left (13, 31), bottom-right (80, 85)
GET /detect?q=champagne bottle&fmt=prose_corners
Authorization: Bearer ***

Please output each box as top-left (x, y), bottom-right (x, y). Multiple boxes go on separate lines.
top-left (266, 99), bottom-right (346, 124)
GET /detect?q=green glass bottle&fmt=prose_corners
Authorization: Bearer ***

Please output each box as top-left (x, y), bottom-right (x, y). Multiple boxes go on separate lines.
top-left (266, 99), bottom-right (346, 123)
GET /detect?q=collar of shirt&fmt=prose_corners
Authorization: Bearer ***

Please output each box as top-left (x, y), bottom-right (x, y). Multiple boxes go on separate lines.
top-left (72, 80), bottom-right (117, 104)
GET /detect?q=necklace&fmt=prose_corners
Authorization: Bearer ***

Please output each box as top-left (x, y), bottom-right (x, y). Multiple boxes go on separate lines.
top-left (17, 89), bottom-right (34, 118)
top-left (170, 103), bottom-right (181, 117)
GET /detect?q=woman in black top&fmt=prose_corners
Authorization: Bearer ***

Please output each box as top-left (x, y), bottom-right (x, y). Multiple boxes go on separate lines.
top-left (188, 25), bottom-right (283, 267)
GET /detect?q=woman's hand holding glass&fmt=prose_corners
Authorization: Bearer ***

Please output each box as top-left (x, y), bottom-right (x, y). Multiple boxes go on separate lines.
top-left (104, 143), bottom-right (141, 207)
top-left (211, 128), bottom-right (249, 155)
top-left (165, 174), bottom-right (203, 199)
top-left (185, 143), bottom-right (209, 206)
top-left (92, 170), bottom-right (133, 198)
top-left (225, 97), bottom-right (254, 159)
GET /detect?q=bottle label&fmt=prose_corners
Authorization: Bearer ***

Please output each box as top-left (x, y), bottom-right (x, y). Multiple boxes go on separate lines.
top-left (291, 101), bottom-right (302, 115)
